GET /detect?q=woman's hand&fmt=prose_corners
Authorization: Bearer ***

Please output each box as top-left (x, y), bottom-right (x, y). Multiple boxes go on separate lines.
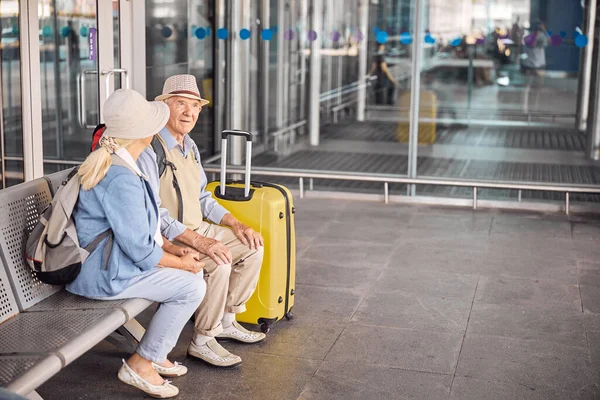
top-left (179, 252), bottom-right (204, 274)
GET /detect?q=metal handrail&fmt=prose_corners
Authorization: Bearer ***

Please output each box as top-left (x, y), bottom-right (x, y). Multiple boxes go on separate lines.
top-left (202, 164), bottom-right (600, 215)
top-left (272, 120), bottom-right (307, 137)
top-left (320, 76), bottom-right (377, 103)
top-left (366, 105), bottom-right (577, 118)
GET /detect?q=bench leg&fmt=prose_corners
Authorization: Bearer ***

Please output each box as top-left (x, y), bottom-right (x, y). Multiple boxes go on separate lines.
top-left (105, 318), bottom-right (146, 354)
top-left (26, 390), bottom-right (44, 400)
top-left (120, 318), bottom-right (146, 342)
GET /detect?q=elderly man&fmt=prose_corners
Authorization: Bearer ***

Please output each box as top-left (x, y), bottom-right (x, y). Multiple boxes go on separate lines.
top-left (137, 74), bottom-right (264, 368)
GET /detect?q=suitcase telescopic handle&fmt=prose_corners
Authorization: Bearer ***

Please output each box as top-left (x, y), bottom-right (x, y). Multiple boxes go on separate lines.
top-left (220, 130), bottom-right (253, 198)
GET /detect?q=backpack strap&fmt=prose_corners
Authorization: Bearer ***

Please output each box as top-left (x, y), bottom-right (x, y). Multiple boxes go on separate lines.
top-left (151, 136), bottom-right (167, 177)
top-left (150, 135), bottom-right (184, 223)
top-left (84, 229), bottom-right (113, 270)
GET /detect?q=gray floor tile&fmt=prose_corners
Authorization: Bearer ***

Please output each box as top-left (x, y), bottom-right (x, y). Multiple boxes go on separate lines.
top-left (484, 236), bottom-right (577, 261)
top-left (579, 261), bottom-right (600, 287)
top-left (490, 215), bottom-right (573, 239)
top-left (296, 259), bottom-right (382, 290)
top-left (290, 284), bottom-right (365, 324)
top-left (479, 255), bottom-right (578, 284)
top-left (342, 200), bottom-right (421, 219)
top-left (456, 334), bottom-right (596, 395)
top-left (580, 285), bottom-right (600, 314)
top-left (299, 237), bottom-right (394, 269)
top-left (326, 324), bottom-right (463, 374)
top-left (575, 240), bottom-right (600, 262)
top-left (318, 219), bottom-right (410, 245)
top-left (225, 320), bottom-right (345, 361)
top-left (583, 312), bottom-right (600, 332)
top-left (475, 276), bottom-right (582, 312)
top-left (352, 292), bottom-right (471, 333)
top-left (572, 221), bottom-right (600, 242)
top-left (450, 376), bottom-right (600, 400)
top-left (37, 342), bottom-right (145, 400)
top-left (408, 213), bottom-right (493, 234)
top-left (467, 302), bottom-right (587, 347)
top-left (588, 331), bottom-right (600, 383)
top-left (388, 241), bottom-right (486, 275)
top-left (374, 268), bottom-right (479, 301)
top-left (296, 235), bottom-right (315, 255)
top-left (299, 361), bottom-right (452, 400)
top-left (177, 352), bottom-right (320, 400)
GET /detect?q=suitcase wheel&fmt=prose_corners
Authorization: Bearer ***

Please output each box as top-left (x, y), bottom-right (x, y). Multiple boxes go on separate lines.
top-left (284, 311), bottom-right (295, 321)
top-left (260, 323), bottom-right (270, 334)
top-left (258, 317), bottom-right (277, 334)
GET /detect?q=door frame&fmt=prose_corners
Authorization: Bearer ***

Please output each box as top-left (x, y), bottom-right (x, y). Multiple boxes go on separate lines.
top-left (18, 0), bottom-right (137, 181)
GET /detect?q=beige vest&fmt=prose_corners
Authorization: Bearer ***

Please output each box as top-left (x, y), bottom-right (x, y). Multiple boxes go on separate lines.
top-left (156, 135), bottom-right (204, 231)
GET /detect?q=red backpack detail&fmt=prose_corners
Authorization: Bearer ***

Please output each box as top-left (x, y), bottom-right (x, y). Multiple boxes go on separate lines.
top-left (90, 124), bottom-right (106, 152)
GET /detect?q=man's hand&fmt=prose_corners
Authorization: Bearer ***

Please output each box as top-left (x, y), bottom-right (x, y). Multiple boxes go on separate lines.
top-left (193, 236), bottom-right (232, 265)
top-left (221, 213), bottom-right (264, 250)
top-left (230, 221), bottom-right (264, 250)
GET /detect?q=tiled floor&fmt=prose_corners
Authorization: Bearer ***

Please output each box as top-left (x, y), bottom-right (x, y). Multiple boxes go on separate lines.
top-left (37, 198), bottom-right (600, 399)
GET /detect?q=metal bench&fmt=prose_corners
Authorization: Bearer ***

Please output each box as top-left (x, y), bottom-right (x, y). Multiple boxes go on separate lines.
top-left (0, 169), bottom-right (153, 399)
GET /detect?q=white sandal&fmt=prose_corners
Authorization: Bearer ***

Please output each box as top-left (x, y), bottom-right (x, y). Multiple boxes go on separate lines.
top-left (151, 361), bottom-right (188, 377)
top-left (117, 359), bottom-right (179, 398)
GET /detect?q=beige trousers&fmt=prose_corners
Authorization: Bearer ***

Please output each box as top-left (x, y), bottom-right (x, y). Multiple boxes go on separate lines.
top-left (193, 221), bottom-right (263, 337)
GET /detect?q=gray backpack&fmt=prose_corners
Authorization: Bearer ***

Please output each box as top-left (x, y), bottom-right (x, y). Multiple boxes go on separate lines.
top-left (25, 156), bottom-right (134, 285)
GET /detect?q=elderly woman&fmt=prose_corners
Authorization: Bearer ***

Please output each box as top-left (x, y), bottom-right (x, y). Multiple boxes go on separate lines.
top-left (67, 89), bottom-right (205, 398)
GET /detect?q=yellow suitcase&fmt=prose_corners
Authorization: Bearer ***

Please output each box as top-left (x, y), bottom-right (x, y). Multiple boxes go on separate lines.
top-left (397, 90), bottom-right (437, 144)
top-left (205, 130), bottom-right (296, 333)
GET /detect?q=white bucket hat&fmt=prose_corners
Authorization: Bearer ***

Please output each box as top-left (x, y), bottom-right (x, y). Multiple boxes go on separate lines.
top-left (155, 74), bottom-right (210, 106)
top-left (103, 89), bottom-right (170, 140)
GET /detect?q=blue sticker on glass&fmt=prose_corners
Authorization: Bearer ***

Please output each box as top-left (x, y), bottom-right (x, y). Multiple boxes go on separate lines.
top-left (450, 37), bottom-right (462, 47)
top-left (80, 26), bottom-right (89, 37)
top-left (60, 26), bottom-right (71, 38)
top-left (575, 34), bottom-right (588, 48)
top-left (400, 32), bottom-right (412, 45)
top-left (162, 25), bottom-right (173, 38)
top-left (217, 28), bottom-right (229, 40)
top-left (195, 27), bottom-right (206, 39)
top-left (376, 30), bottom-right (388, 44)
top-left (261, 28), bottom-right (273, 40)
top-left (424, 33), bottom-right (436, 44)
top-left (240, 28), bottom-right (251, 40)
top-left (42, 25), bottom-right (52, 37)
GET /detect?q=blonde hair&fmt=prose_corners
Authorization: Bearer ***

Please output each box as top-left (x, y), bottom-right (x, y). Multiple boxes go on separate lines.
top-left (78, 137), bottom-right (134, 190)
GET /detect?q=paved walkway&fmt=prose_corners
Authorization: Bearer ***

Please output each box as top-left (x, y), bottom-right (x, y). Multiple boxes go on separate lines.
top-left (38, 199), bottom-right (600, 399)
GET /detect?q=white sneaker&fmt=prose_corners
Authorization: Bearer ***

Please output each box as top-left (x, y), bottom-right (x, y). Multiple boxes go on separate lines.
top-left (188, 338), bottom-right (242, 368)
top-left (117, 359), bottom-right (179, 398)
top-left (151, 361), bottom-right (188, 377)
top-left (216, 320), bottom-right (266, 344)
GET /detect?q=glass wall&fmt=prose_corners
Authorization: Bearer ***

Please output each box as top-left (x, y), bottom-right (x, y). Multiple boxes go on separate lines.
top-left (145, 0), bottom-right (215, 157)
top-left (414, 0), bottom-right (595, 202)
top-left (243, 0), bottom-right (599, 206)
top-left (1, 0), bottom-right (24, 188)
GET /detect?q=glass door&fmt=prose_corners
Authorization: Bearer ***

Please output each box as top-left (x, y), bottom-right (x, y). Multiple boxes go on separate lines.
top-left (39, 0), bottom-right (123, 174)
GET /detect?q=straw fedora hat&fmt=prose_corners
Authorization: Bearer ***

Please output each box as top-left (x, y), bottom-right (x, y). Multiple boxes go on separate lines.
top-left (155, 74), bottom-right (210, 106)
top-left (103, 89), bottom-right (170, 140)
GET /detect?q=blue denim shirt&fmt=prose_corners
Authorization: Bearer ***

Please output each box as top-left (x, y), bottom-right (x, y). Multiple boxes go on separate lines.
top-left (66, 165), bottom-right (164, 298)
top-left (137, 127), bottom-right (229, 241)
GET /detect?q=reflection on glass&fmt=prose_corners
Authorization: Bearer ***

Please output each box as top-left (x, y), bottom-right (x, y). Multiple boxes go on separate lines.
top-left (414, 0), bottom-right (598, 203)
top-left (39, 0), bottom-right (98, 168)
top-left (145, 0), bottom-right (214, 157)
top-left (1, 1), bottom-right (23, 187)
